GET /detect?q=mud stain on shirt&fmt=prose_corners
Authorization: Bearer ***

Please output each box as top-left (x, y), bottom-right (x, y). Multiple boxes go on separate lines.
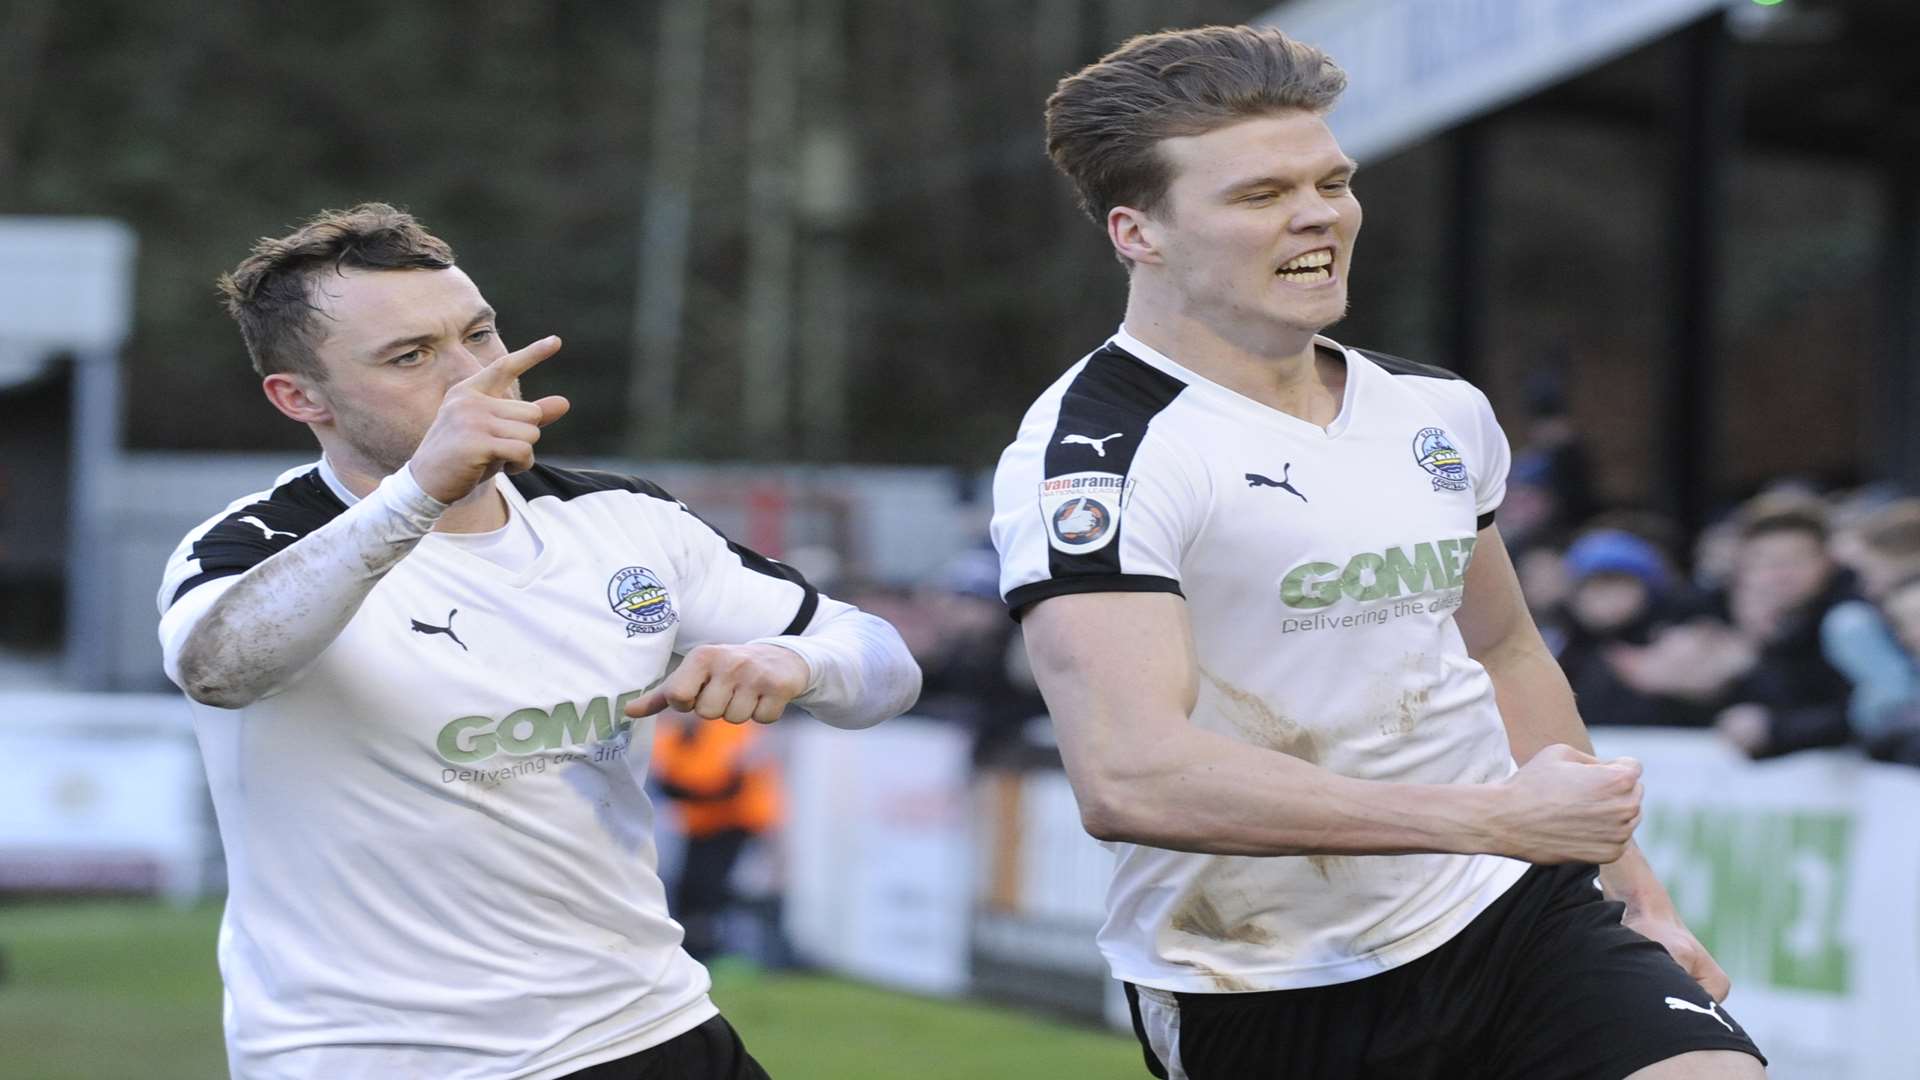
top-left (1200, 669), bottom-right (1320, 764)
top-left (1304, 854), bottom-right (1346, 881)
top-left (1169, 888), bottom-right (1276, 947)
top-left (1194, 966), bottom-right (1257, 992)
top-left (1381, 686), bottom-right (1431, 737)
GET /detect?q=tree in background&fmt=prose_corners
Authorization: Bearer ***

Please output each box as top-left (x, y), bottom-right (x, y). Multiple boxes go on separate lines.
top-left (5, 0), bottom-right (1251, 465)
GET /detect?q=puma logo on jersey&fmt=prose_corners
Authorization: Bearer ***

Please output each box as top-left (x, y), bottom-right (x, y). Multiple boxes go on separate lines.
top-left (1246, 465), bottom-right (1307, 502)
top-left (1059, 432), bottom-right (1124, 457)
top-left (411, 608), bottom-right (469, 651)
top-left (237, 515), bottom-right (298, 542)
top-left (1663, 996), bottom-right (1732, 1032)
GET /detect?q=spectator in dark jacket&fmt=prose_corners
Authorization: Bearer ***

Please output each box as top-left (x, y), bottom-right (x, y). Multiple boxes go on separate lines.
top-left (1611, 503), bottom-right (1854, 757)
top-left (911, 544), bottom-right (1048, 764)
top-left (1711, 507), bottom-right (1855, 758)
top-left (1554, 530), bottom-right (1706, 727)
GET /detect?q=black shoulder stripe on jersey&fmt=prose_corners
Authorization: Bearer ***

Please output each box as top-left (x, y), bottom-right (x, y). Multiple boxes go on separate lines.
top-left (171, 470), bottom-right (349, 607)
top-left (1005, 574), bottom-right (1184, 622)
top-left (508, 463), bottom-right (678, 504)
top-left (1037, 343), bottom-right (1188, 586)
top-left (512, 463), bottom-right (821, 636)
top-left (1354, 347), bottom-right (1461, 381)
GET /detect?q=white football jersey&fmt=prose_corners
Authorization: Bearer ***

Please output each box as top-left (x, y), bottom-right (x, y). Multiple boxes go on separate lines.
top-left (992, 327), bottom-right (1529, 994)
top-left (158, 461), bottom-right (832, 1079)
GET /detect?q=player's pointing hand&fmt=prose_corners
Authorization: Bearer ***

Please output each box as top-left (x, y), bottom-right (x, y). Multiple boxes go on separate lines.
top-left (410, 335), bottom-right (571, 504)
top-left (462, 332), bottom-right (562, 395)
top-left (626, 644), bottom-right (813, 725)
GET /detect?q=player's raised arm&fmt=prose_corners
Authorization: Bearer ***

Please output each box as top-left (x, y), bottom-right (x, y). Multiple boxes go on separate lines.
top-left (166, 334), bottom-right (567, 709)
top-left (1023, 589), bottom-right (1642, 863)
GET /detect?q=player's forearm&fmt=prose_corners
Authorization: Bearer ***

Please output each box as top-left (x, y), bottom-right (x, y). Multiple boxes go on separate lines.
top-left (759, 605), bottom-right (923, 729)
top-left (1073, 723), bottom-right (1502, 857)
top-left (174, 468), bottom-right (447, 708)
top-left (1477, 625), bottom-right (1594, 761)
top-left (1596, 842), bottom-right (1676, 913)
top-left (1479, 627), bottom-right (1672, 903)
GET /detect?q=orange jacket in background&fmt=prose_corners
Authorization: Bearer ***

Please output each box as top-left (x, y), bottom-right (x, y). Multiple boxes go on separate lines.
top-left (651, 717), bottom-right (783, 838)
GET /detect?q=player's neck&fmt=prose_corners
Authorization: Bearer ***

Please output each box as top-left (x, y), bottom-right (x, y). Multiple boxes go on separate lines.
top-left (434, 486), bottom-right (510, 533)
top-left (1122, 298), bottom-right (1345, 427)
top-left (323, 449), bottom-right (509, 532)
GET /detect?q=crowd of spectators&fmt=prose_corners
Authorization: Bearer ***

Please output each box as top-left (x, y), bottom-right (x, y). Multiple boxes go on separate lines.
top-left (1504, 394), bottom-right (1920, 767)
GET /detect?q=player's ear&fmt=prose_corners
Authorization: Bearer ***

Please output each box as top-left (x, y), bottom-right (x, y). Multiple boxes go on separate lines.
top-left (1108, 205), bottom-right (1163, 266)
top-left (263, 371), bottom-right (333, 425)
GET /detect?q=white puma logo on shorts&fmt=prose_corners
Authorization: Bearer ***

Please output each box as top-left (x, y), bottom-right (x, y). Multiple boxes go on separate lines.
top-left (1664, 996), bottom-right (1732, 1032)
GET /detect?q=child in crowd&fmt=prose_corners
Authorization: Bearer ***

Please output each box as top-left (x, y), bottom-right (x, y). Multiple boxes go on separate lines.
top-left (1822, 499), bottom-right (1920, 753)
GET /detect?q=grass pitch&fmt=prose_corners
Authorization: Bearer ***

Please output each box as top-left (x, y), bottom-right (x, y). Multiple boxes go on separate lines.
top-left (0, 900), bottom-right (1141, 1079)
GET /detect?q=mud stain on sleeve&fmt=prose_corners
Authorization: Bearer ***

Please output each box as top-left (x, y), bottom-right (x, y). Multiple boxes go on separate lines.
top-left (1200, 669), bottom-right (1320, 764)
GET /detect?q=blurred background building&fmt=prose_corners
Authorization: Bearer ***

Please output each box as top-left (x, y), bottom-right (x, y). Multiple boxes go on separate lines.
top-left (4, 1), bottom-right (1919, 1077)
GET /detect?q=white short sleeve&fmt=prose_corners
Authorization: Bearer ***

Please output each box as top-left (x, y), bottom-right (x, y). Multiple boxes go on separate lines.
top-left (654, 496), bottom-right (827, 648)
top-left (1464, 384), bottom-right (1511, 520)
top-left (989, 345), bottom-right (1199, 619)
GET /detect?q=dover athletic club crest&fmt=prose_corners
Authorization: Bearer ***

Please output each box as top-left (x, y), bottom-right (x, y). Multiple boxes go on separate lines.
top-left (1411, 427), bottom-right (1470, 492)
top-left (608, 566), bottom-right (677, 636)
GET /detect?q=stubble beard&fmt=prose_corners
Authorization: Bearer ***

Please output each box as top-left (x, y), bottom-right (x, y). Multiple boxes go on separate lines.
top-left (339, 378), bottom-right (523, 479)
top-left (347, 420), bottom-right (421, 479)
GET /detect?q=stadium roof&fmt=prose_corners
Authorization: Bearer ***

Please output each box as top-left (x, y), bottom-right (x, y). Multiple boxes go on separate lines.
top-left (1261, 0), bottom-right (1919, 164)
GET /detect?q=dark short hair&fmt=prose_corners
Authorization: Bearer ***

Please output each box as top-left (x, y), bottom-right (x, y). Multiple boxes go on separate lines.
top-left (216, 203), bottom-right (456, 379)
top-left (1045, 25), bottom-right (1347, 227)
top-left (1739, 506), bottom-right (1829, 546)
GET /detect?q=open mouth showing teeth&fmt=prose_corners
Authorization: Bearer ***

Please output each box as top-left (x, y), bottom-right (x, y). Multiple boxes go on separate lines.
top-left (1276, 249), bottom-right (1334, 283)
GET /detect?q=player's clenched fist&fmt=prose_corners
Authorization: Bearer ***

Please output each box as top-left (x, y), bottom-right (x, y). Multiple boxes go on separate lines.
top-left (409, 335), bottom-right (571, 504)
top-left (1489, 743), bottom-right (1644, 865)
top-left (625, 644), bottom-right (813, 725)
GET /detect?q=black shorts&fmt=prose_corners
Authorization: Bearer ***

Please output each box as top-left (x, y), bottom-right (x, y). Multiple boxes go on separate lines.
top-left (561, 1014), bottom-right (771, 1080)
top-left (1124, 863), bottom-right (1766, 1080)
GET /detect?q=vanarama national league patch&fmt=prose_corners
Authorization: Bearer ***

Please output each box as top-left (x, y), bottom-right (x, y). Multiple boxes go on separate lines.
top-left (1039, 471), bottom-right (1134, 554)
